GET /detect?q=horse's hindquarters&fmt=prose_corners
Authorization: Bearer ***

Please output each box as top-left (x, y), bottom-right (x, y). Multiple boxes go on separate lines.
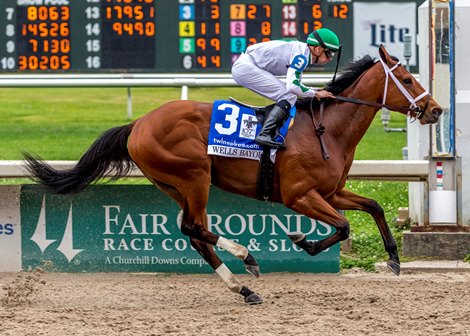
top-left (127, 100), bottom-right (213, 188)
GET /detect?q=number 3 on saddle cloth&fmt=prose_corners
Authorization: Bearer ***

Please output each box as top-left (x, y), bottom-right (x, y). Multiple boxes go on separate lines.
top-left (207, 100), bottom-right (296, 161)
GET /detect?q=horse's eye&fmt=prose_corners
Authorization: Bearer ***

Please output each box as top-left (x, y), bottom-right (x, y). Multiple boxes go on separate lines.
top-left (404, 78), bottom-right (412, 85)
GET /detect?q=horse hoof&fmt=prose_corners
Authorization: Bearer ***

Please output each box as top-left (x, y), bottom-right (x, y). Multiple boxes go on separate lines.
top-left (245, 293), bottom-right (263, 305)
top-left (287, 232), bottom-right (306, 243)
top-left (244, 254), bottom-right (260, 278)
top-left (245, 264), bottom-right (260, 278)
top-left (387, 259), bottom-right (401, 276)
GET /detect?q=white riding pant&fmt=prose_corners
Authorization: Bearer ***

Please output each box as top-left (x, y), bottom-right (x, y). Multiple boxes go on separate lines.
top-left (231, 53), bottom-right (297, 106)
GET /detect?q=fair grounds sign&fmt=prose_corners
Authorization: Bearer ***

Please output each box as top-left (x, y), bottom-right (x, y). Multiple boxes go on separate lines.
top-left (17, 185), bottom-right (339, 273)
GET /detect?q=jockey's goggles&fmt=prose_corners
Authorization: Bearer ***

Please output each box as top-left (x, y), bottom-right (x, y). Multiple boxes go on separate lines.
top-left (323, 49), bottom-right (335, 59)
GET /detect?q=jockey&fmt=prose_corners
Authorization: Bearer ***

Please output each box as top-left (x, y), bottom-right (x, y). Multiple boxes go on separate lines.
top-left (231, 28), bottom-right (341, 149)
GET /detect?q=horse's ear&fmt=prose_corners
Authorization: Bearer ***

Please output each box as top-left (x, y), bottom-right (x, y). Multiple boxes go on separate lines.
top-left (378, 44), bottom-right (393, 65)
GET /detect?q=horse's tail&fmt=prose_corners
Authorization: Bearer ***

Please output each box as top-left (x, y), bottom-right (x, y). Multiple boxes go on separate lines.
top-left (23, 123), bottom-right (135, 194)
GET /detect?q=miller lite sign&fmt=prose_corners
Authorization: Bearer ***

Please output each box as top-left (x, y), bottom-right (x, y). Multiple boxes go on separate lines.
top-left (353, 2), bottom-right (417, 66)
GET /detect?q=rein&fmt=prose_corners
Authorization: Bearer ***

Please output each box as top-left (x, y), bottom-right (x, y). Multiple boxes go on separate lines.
top-left (310, 100), bottom-right (330, 160)
top-left (333, 95), bottom-right (429, 115)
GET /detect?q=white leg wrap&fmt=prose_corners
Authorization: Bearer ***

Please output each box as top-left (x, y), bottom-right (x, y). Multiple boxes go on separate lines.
top-left (215, 263), bottom-right (243, 293)
top-left (216, 236), bottom-right (249, 260)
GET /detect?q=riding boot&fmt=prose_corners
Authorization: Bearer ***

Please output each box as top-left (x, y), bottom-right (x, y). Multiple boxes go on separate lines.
top-left (255, 100), bottom-right (291, 148)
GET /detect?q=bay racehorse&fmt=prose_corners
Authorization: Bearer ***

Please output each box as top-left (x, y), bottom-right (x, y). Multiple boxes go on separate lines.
top-left (24, 45), bottom-right (442, 304)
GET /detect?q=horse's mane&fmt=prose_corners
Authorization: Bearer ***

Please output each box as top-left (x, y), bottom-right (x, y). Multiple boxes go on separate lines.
top-left (296, 55), bottom-right (376, 111)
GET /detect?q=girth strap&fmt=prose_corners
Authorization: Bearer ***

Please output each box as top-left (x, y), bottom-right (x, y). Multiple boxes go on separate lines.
top-left (257, 148), bottom-right (275, 201)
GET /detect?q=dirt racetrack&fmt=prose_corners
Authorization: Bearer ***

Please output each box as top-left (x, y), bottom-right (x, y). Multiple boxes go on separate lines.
top-left (1, 269), bottom-right (469, 336)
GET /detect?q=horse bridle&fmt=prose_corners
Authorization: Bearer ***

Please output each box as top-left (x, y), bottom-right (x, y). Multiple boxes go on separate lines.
top-left (310, 58), bottom-right (431, 160)
top-left (334, 59), bottom-right (431, 121)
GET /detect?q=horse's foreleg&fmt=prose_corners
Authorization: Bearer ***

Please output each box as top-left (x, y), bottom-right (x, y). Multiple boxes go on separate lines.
top-left (285, 190), bottom-right (350, 257)
top-left (329, 189), bottom-right (400, 275)
top-left (189, 237), bottom-right (262, 305)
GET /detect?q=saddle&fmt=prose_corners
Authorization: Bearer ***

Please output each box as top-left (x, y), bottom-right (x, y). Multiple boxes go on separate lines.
top-left (228, 97), bottom-right (275, 126)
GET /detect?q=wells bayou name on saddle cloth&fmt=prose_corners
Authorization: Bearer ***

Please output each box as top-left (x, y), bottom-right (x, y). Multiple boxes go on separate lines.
top-left (207, 100), bottom-right (294, 161)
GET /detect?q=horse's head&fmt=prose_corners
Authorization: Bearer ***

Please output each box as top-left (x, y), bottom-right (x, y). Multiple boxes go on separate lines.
top-left (378, 45), bottom-right (442, 125)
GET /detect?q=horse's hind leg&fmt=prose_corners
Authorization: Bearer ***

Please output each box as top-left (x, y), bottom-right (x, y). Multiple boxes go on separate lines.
top-left (153, 178), bottom-right (262, 304)
top-left (329, 189), bottom-right (400, 275)
top-left (177, 179), bottom-right (260, 277)
top-left (190, 237), bottom-right (262, 304)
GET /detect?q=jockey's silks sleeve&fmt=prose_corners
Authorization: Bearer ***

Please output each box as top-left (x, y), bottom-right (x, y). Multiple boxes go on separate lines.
top-left (286, 53), bottom-right (316, 99)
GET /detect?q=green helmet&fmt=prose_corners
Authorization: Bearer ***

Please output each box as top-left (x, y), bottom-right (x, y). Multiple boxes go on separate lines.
top-left (306, 28), bottom-right (340, 52)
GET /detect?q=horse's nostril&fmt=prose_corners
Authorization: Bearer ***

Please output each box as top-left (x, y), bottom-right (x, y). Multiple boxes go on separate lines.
top-left (433, 108), bottom-right (442, 118)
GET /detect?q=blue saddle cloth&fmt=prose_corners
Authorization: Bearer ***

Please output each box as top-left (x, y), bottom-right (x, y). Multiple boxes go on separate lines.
top-left (207, 100), bottom-right (296, 161)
